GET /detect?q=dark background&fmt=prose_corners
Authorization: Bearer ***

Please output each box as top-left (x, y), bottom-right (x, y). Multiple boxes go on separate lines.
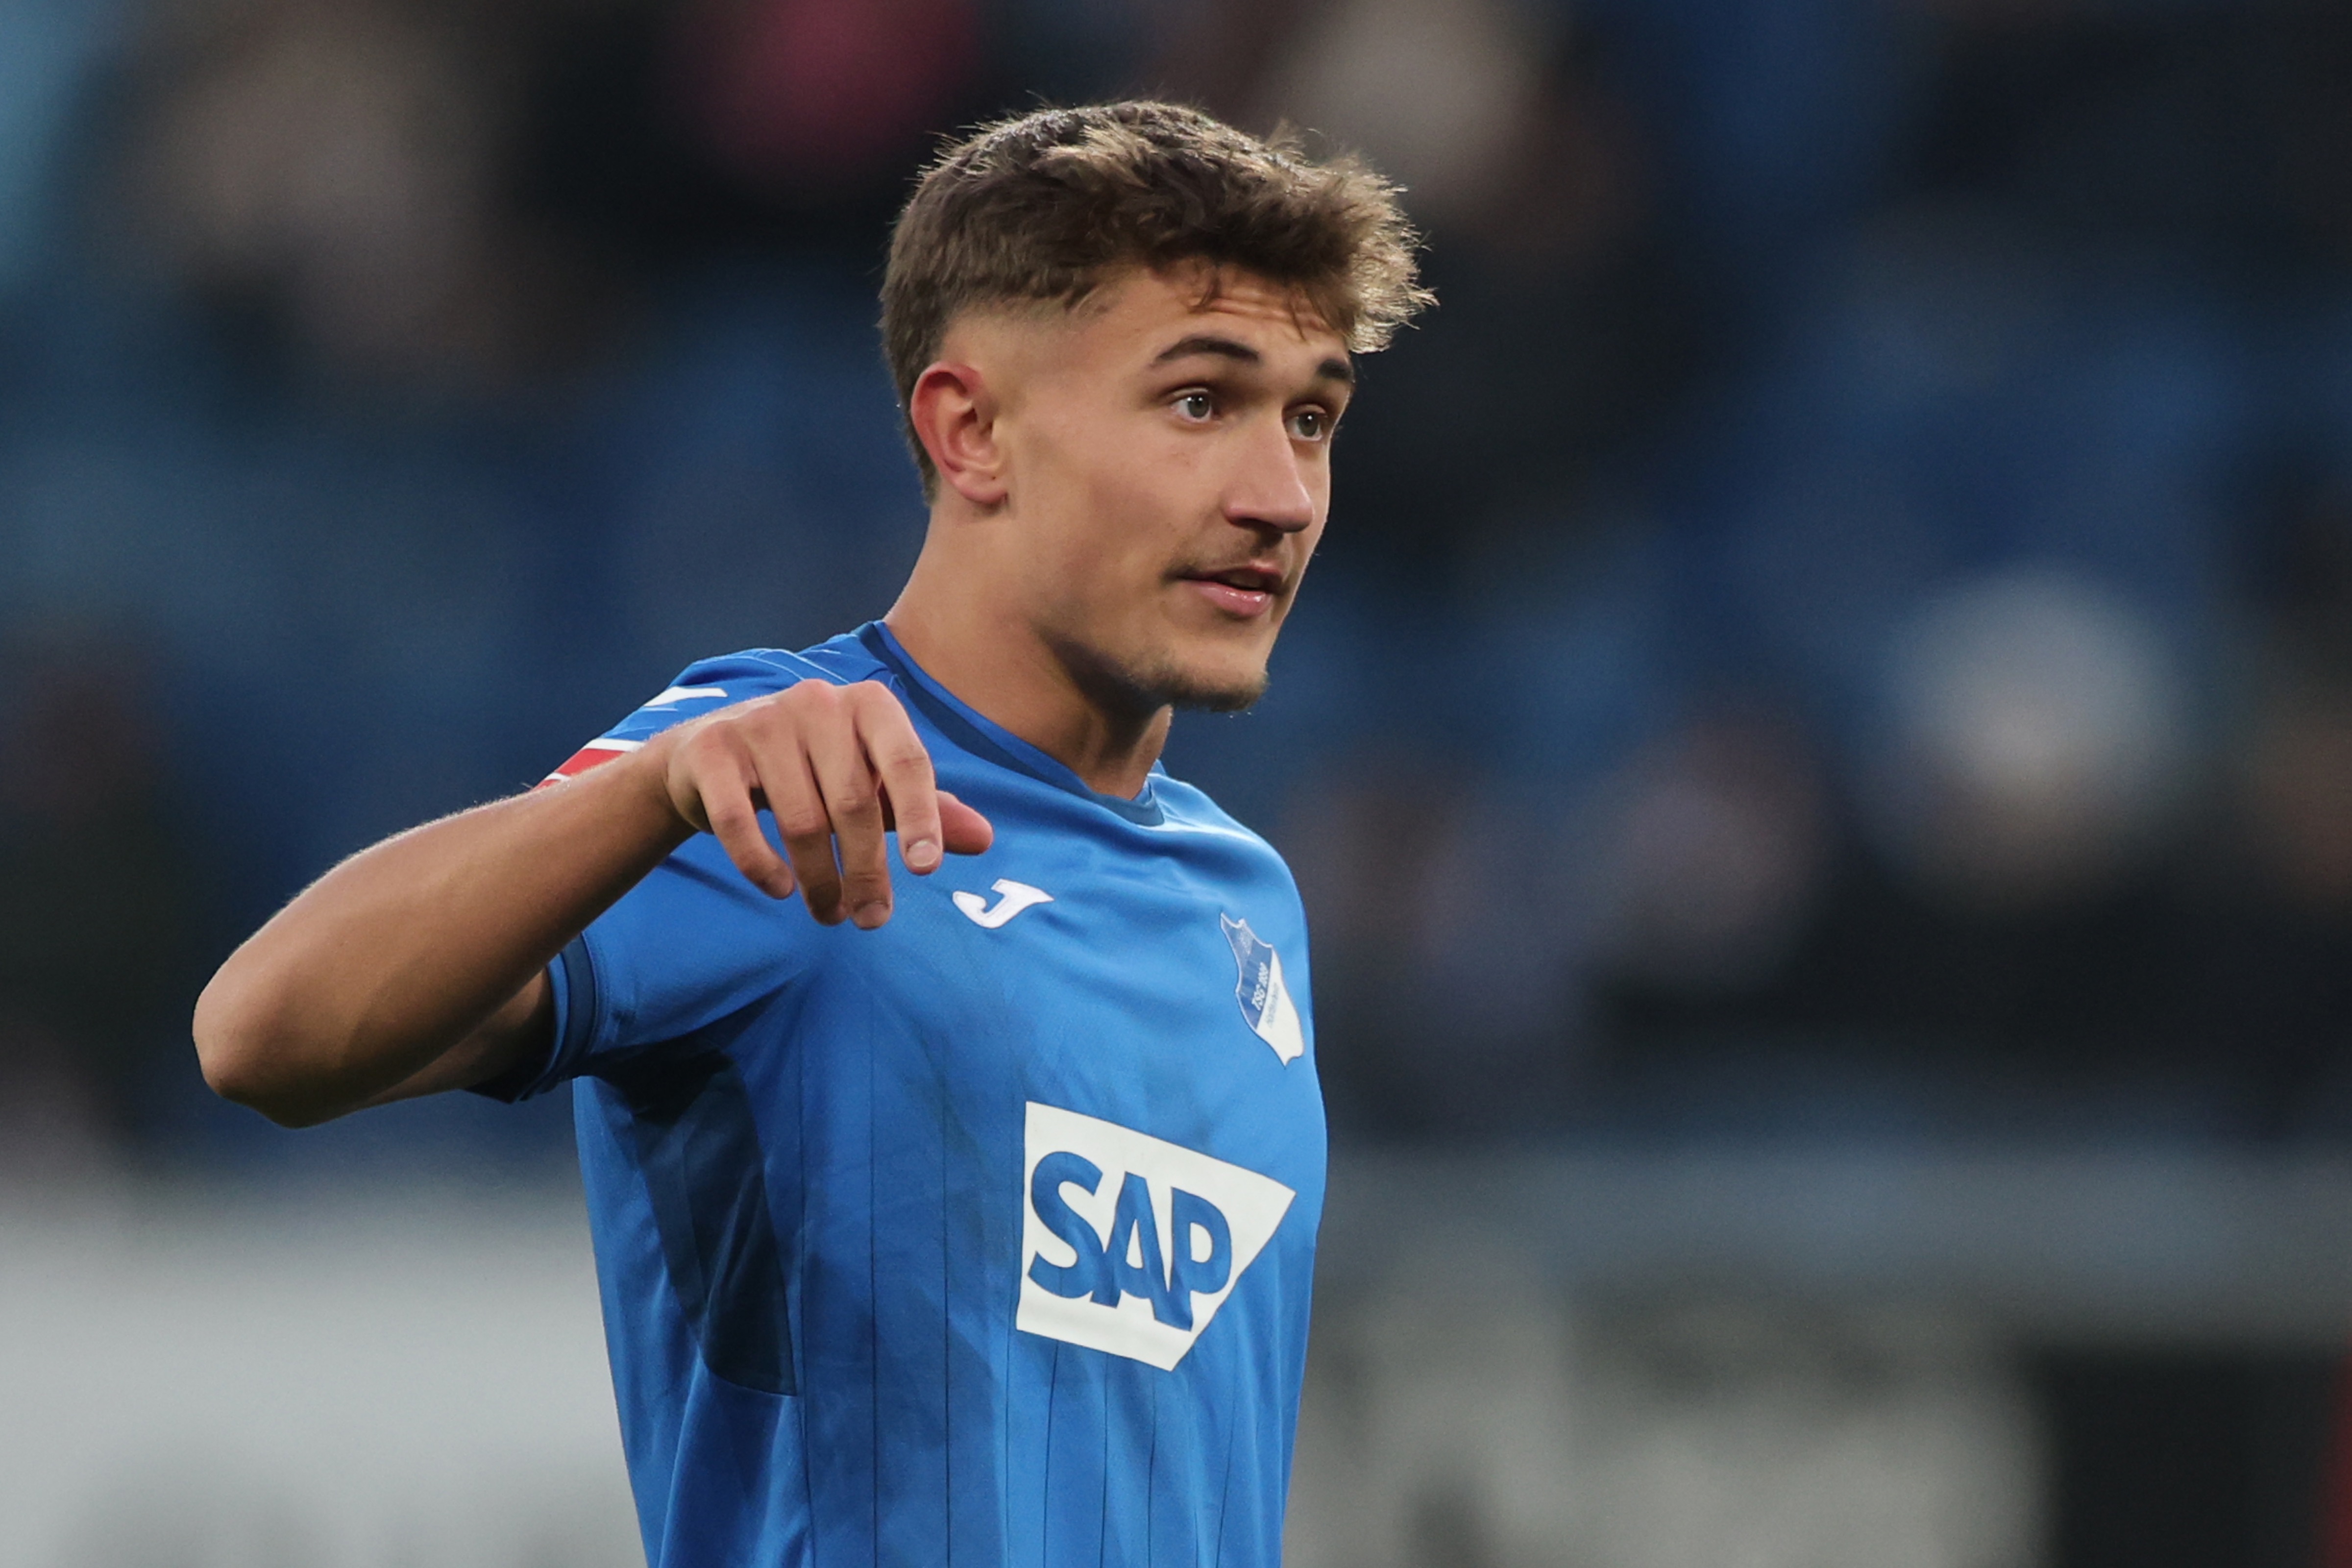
top-left (7, 0), bottom-right (2352, 1561)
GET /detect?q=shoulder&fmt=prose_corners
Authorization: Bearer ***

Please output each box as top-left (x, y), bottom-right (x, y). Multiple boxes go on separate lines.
top-left (601, 634), bottom-right (890, 746)
top-left (1147, 771), bottom-right (1265, 842)
top-left (540, 632), bottom-right (889, 784)
top-left (1145, 771), bottom-right (1301, 890)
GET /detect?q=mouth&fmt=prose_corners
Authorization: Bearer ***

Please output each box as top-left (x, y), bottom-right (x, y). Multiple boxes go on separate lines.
top-left (1176, 562), bottom-right (1287, 620)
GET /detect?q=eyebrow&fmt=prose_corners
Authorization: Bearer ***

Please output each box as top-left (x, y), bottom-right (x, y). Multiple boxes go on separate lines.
top-left (1151, 334), bottom-right (1354, 386)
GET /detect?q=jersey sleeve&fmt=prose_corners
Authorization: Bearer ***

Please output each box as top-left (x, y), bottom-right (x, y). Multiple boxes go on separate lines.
top-left (470, 650), bottom-right (834, 1103)
top-left (534, 651), bottom-right (811, 786)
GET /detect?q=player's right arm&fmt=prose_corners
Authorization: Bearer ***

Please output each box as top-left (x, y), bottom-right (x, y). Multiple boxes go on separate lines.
top-left (192, 679), bottom-right (991, 1128)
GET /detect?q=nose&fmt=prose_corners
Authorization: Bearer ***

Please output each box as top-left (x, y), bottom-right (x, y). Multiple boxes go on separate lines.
top-left (1223, 417), bottom-right (1317, 536)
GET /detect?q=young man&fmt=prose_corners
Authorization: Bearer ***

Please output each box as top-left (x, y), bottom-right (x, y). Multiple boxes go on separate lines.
top-left (195, 102), bottom-right (1426, 1566)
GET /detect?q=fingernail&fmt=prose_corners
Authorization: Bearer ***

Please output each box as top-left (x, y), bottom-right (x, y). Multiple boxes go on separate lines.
top-left (905, 838), bottom-right (940, 871)
top-left (854, 901), bottom-right (890, 929)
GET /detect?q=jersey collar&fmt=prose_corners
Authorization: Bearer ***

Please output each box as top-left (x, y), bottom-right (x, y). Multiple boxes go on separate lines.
top-left (856, 622), bottom-right (1166, 827)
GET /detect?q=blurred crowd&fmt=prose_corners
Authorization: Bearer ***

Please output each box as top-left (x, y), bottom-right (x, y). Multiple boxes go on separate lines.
top-left (8, 0), bottom-right (2352, 1164)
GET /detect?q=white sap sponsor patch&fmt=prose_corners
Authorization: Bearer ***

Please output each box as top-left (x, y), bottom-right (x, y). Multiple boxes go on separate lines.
top-left (1017, 1102), bottom-right (1295, 1371)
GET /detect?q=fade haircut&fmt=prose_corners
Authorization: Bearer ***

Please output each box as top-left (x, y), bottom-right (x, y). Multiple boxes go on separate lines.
top-left (881, 101), bottom-right (1429, 494)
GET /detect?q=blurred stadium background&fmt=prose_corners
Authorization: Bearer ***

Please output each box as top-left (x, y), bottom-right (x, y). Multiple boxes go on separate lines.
top-left (8, 0), bottom-right (2352, 1562)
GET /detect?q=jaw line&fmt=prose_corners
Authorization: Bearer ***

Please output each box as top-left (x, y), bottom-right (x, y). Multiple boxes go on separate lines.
top-left (1041, 618), bottom-right (1273, 720)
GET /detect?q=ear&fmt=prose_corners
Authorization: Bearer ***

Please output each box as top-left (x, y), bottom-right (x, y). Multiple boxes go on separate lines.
top-left (909, 361), bottom-right (1007, 508)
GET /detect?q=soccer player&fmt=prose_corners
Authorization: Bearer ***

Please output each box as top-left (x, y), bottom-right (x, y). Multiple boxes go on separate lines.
top-left (194, 101), bottom-right (1426, 1566)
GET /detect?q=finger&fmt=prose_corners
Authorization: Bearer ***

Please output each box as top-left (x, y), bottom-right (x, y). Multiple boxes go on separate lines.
top-left (804, 700), bottom-right (893, 929)
top-left (757, 735), bottom-right (849, 925)
top-left (937, 791), bottom-right (994, 857)
top-left (854, 687), bottom-right (945, 874)
top-left (698, 755), bottom-right (797, 900)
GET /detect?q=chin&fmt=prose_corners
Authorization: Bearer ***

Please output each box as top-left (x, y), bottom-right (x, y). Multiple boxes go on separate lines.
top-left (1161, 668), bottom-right (1269, 713)
top-left (1051, 626), bottom-right (1272, 715)
top-left (1146, 639), bottom-right (1274, 710)
top-left (1105, 655), bottom-right (1269, 714)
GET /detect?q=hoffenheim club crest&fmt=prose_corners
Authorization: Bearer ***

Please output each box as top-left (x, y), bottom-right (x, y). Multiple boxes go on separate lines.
top-left (1219, 915), bottom-right (1306, 1065)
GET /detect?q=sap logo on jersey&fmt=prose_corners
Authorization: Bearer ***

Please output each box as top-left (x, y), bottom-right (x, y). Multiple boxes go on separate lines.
top-left (1017, 1103), bottom-right (1295, 1371)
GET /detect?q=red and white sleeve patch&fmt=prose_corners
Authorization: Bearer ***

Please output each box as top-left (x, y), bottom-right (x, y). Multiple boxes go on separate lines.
top-left (538, 736), bottom-right (643, 788)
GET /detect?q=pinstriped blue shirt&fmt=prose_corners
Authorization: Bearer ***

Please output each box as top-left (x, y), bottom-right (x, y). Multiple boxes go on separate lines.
top-left (484, 624), bottom-right (1326, 1568)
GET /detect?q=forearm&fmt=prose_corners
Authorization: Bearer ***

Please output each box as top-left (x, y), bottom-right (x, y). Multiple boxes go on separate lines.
top-left (193, 751), bottom-right (691, 1126)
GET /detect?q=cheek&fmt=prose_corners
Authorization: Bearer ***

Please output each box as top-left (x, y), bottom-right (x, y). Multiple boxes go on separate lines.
top-left (1024, 460), bottom-right (1175, 623)
top-left (1019, 422), bottom-right (1128, 564)
top-left (1018, 404), bottom-right (1219, 589)
top-left (1076, 449), bottom-right (1201, 569)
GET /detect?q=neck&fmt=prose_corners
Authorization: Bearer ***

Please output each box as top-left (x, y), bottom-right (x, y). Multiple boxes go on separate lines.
top-left (884, 549), bottom-right (1171, 800)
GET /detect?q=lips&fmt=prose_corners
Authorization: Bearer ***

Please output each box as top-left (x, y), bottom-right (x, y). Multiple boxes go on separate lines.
top-left (1178, 562), bottom-right (1288, 618)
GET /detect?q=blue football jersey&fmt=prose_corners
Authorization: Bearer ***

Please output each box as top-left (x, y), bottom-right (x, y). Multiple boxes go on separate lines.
top-left (488, 623), bottom-right (1326, 1568)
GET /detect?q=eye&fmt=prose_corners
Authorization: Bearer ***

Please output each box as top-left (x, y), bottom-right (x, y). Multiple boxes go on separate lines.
top-left (1173, 390), bottom-right (1215, 422)
top-left (1287, 407), bottom-right (1332, 442)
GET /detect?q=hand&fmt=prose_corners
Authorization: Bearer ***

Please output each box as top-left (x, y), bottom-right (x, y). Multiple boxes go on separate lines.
top-left (649, 680), bottom-right (993, 928)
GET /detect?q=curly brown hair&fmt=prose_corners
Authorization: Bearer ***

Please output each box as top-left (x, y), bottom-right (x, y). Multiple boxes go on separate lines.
top-left (881, 101), bottom-right (1430, 493)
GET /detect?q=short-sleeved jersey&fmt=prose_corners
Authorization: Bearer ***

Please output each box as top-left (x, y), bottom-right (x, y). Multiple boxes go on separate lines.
top-left (489, 623), bottom-right (1325, 1568)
